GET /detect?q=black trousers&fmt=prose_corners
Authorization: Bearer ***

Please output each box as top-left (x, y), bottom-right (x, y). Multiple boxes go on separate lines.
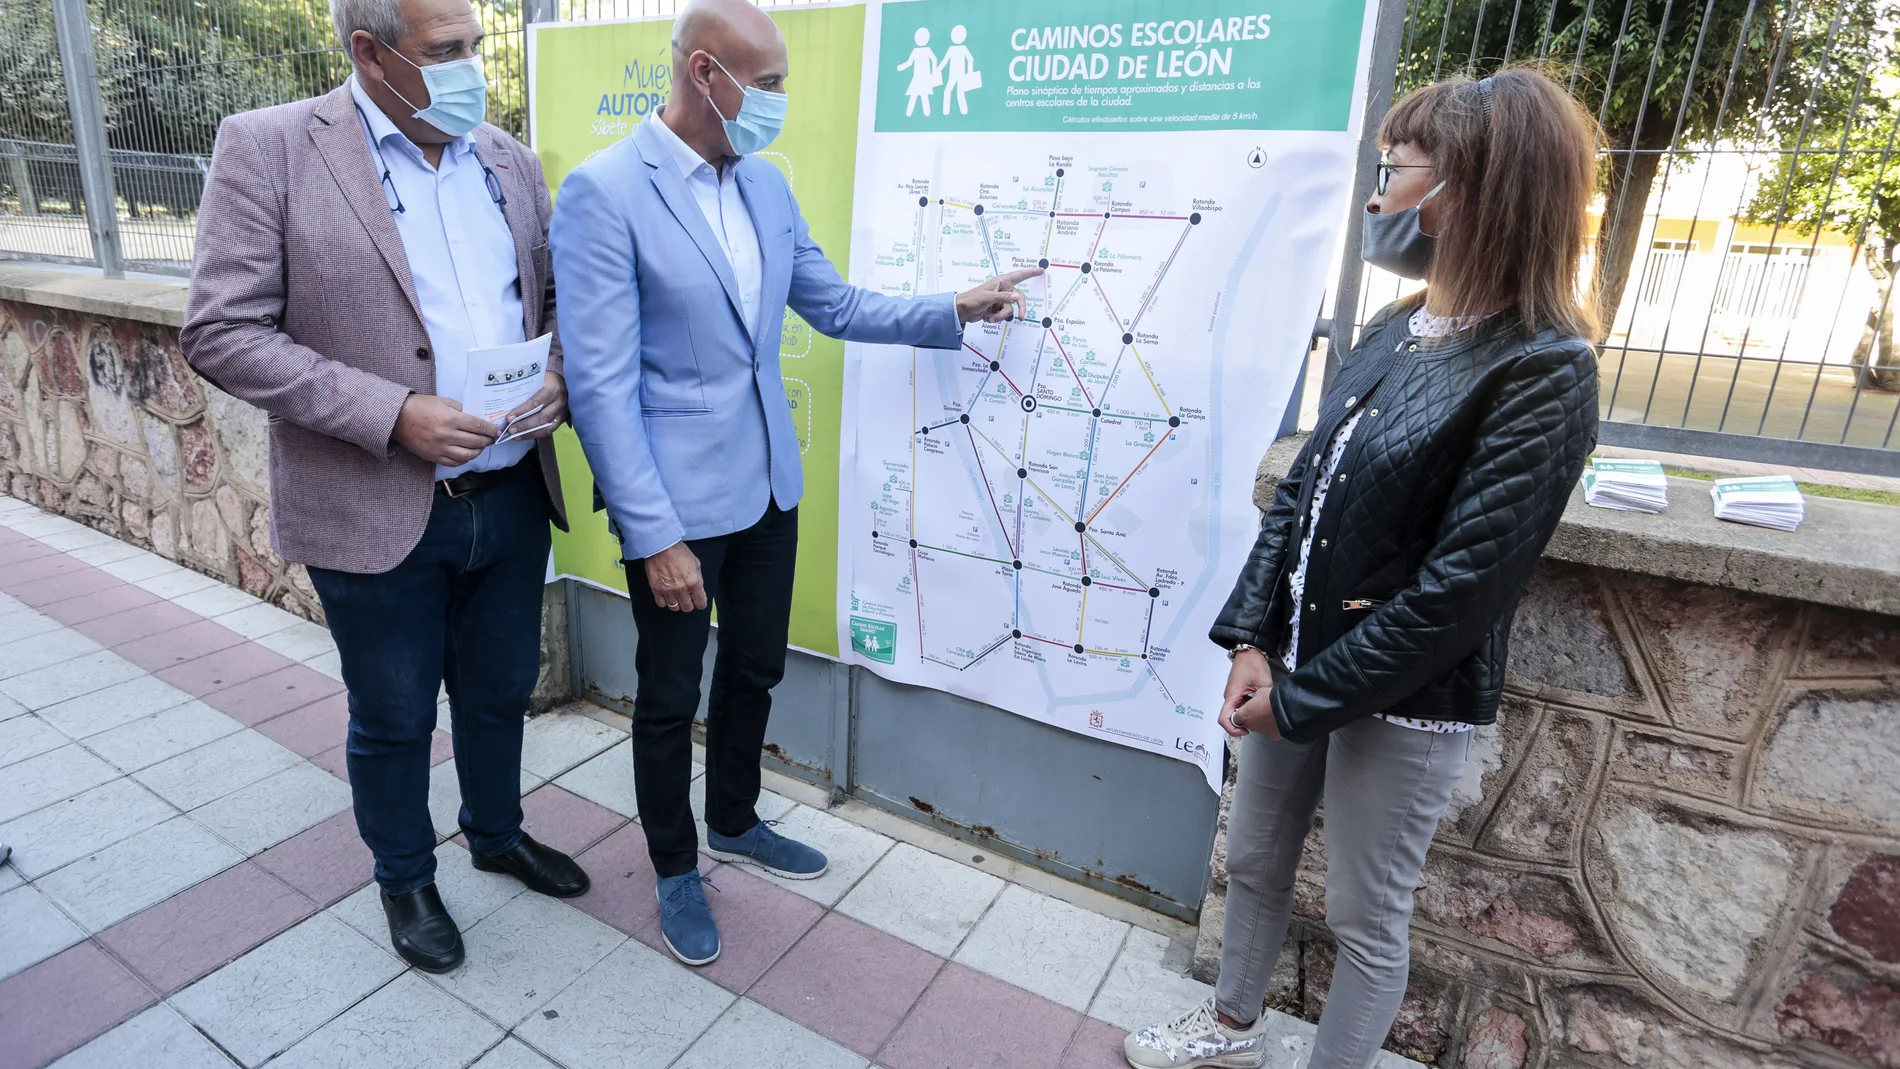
top-left (626, 502), bottom-right (798, 878)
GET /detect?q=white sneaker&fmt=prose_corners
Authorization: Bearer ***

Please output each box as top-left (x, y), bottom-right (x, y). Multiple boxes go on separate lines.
top-left (1124, 997), bottom-right (1268, 1068)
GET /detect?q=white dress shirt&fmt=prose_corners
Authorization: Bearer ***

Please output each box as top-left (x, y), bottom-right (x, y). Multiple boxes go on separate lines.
top-left (350, 76), bottom-right (530, 480)
top-left (650, 108), bottom-right (765, 335)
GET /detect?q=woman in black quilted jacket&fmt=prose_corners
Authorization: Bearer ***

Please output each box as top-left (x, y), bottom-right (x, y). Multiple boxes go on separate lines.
top-left (1126, 67), bottom-right (1601, 1069)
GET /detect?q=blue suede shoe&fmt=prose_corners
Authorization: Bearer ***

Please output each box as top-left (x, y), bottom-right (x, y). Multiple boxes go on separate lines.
top-left (656, 871), bottom-right (720, 966)
top-left (705, 820), bottom-right (829, 880)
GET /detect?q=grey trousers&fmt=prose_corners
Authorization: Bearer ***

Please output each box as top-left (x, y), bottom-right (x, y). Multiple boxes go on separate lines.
top-left (1214, 716), bottom-right (1471, 1069)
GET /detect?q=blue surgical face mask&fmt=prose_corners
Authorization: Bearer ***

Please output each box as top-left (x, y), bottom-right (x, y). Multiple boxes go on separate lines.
top-left (380, 41), bottom-right (488, 138)
top-left (705, 54), bottom-right (787, 156)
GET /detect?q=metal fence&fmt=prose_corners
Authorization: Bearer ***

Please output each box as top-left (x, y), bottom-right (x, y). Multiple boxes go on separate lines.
top-left (5, 0), bottom-right (1896, 474)
top-left (1331, 0), bottom-right (1900, 475)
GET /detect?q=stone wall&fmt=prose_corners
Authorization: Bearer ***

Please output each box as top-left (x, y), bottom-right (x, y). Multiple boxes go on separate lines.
top-left (1190, 458), bottom-right (1900, 1067)
top-left (0, 296), bottom-right (322, 619)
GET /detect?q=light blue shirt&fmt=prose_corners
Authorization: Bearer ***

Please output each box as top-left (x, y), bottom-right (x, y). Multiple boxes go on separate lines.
top-left (649, 107), bottom-right (765, 335)
top-left (350, 75), bottom-right (530, 479)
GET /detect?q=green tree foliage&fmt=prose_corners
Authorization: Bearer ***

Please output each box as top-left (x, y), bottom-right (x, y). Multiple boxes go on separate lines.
top-left (1400, 0), bottom-right (1896, 341)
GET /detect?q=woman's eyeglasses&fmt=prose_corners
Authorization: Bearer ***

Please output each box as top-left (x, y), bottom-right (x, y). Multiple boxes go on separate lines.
top-left (1375, 159), bottom-right (1432, 195)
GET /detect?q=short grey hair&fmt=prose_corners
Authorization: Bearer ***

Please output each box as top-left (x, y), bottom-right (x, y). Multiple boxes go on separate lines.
top-left (331, 0), bottom-right (408, 51)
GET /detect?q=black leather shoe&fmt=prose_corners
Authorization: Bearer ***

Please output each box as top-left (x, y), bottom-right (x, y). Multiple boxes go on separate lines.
top-left (380, 885), bottom-right (463, 973)
top-left (470, 832), bottom-right (590, 897)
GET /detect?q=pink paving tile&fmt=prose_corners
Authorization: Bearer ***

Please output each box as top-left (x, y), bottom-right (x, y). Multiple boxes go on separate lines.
top-left (253, 809), bottom-right (373, 907)
top-left (112, 619), bottom-right (246, 672)
top-left (71, 601), bottom-right (201, 648)
top-left (430, 729), bottom-right (453, 765)
top-left (0, 552), bottom-right (87, 590)
top-left (1058, 1017), bottom-right (1129, 1069)
top-left (520, 784), bottom-right (628, 858)
top-left (252, 693), bottom-right (351, 757)
top-left (750, 912), bottom-right (945, 1058)
top-left (877, 962), bottom-right (1082, 1069)
top-left (570, 822), bottom-right (663, 936)
top-left (0, 941), bottom-right (157, 1069)
top-left (200, 663), bottom-right (345, 726)
top-left (95, 861), bottom-right (316, 995)
top-left (156, 642), bottom-right (296, 697)
top-left (311, 743), bottom-right (351, 782)
top-left (631, 861), bottom-right (823, 995)
top-left (37, 582), bottom-right (161, 625)
top-left (10, 568), bottom-right (122, 608)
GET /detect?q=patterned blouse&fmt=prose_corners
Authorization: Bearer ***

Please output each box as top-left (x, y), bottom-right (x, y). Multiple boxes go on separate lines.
top-left (1278, 305), bottom-right (1481, 734)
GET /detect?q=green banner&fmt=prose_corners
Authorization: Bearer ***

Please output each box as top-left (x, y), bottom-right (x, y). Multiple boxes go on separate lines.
top-left (872, 0), bottom-right (1364, 132)
top-left (529, 5), bottom-right (866, 655)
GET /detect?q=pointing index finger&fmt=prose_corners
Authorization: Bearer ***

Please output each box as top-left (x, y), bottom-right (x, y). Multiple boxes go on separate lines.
top-left (993, 268), bottom-right (1044, 288)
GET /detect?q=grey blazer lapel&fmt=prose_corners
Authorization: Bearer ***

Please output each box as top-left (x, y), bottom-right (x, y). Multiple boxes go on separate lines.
top-left (307, 85), bottom-right (424, 327)
top-left (634, 121), bottom-right (750, 338)
top-left (474, 126), bottom-right (542, 339)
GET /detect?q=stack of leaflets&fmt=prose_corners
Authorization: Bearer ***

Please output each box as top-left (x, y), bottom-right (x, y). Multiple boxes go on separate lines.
top-left (1710, 475), bottom-right (1806, 532)
top-left (1583, 458), bottom-right (1669, 513)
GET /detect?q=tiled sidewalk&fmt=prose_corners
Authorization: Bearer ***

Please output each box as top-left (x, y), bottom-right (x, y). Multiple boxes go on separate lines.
top-left (0, 497), bottom-right (1410, 1069)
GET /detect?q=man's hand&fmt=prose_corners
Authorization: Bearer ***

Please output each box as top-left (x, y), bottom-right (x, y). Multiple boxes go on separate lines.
top-left (644, 542), bottom-right (707, 613)
top-left (502, 371), bottom-right (568, 440)
top-left (393, 395), bottom-right (499, 467)
top-left (955, 268), bottom-right (1044, 324)
top-left (1218, 647), bottom-right (1282, 740)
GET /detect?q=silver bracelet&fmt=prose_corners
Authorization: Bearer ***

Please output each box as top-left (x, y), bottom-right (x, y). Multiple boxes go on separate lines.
top-left (1227, 643), bottom-right (1263, 662)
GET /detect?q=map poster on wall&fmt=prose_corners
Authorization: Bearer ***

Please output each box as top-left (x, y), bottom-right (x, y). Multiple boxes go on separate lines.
top-left (527, 5), bottom-right (866, 656)
top-left (838, 0), bottom-right (1377, 790)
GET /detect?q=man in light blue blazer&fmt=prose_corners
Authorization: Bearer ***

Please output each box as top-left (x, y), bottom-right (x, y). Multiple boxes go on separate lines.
top-left (551, 0), bottom-right (1037, 967)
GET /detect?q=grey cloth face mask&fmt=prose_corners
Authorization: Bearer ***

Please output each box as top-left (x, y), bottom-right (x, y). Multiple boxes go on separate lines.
top-left (1361, 181), bottom-right (1444, 279)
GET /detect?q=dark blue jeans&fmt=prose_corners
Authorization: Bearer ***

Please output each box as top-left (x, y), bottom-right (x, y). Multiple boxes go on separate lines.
top-left (307, 463), bottom-right (551, 895)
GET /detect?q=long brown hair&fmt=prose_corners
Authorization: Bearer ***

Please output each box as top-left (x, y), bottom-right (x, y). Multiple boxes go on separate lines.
top-left (1380, 66), bottom-right (1602, 339)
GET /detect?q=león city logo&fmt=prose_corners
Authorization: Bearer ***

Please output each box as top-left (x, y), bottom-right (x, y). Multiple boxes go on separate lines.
top-left (896, 25), bottom-right (983, 117)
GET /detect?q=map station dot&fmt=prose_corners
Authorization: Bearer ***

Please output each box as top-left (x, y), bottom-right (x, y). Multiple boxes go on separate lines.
top-left (990, 360), bottom-right (1000, 370)
top-left (1016, 467), bottom-right (1027, 478)
top-left (1168, 416), bottom-right (1181, 427)
top-left (1080, 263), bottom-right (1092, 274)
top-left (871, 530), bottom-right (878, 539)
top-left (973, 204), bottom-right (984, 215)
top-left (1103, 211), bottom-right (1111, 218)
top-left (1055, 168), bottom-right (1065, 176)
top-left (1091, 408), bottom-right (1101, 418)
top-left (1121, 333), bottom-right (1133, 344)
top-left (1021, 397), bottom-right (1037, 412)
top-left (1012, 629), bottom-right (1022, 638)
top-left (1081, 576), bottom-right (1092, 586)
top-left (918, 196), bottom-right (928, 206)
top-left (1073, 643), bottom-right (1085, 653)
top-left (1012, 559), bottom-right (1022, 569)
top-left (1149, 587), bottom-right (1161, 597)
top-left (1038, 258), bottom-right (1049, 268)
top-left (1190, 212), bottom-right (1202, 224)
top-left (959, 414), bottom-right (970, 424)
top-left (1041, 316), bottom-right (1053, 327)
top-left (1074, 521), bottom-right (1087, 532)
top-left (1049, 211), bottom-right (1057, 217)
top-left (909, 539), bottom-right (919, 548)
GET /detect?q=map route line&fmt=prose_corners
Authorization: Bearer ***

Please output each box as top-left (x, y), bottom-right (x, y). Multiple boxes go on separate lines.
top-left (1087, 430), bottom-right (1173, 525)
top-left (1082, 531), bottom-right (1151, 589)
top-left (1129, 222), bottom-right (1195, 332)
top-left (964, 425), bottom-right (1017, 559)
top-left (1148, 660), bottom-right (1177, 704)
top-left (1078, 417), bottom-right (1101, 518)
top-left (1048, 331), bottom-right (1095, 408)
top-left (1086, 219), bottom-right (1108, 265)
top-left (964, 341), bottom-right (1025, 398)
top-left (1094, 580), bottom-right (1147, 593)
top-left (1089, 273), bottom-right (1126, 335)
top-left (915, 541), bottom-right (1011, 568)
top-left (1128, 345), bottom-right (1172, 417)
top-left (962, 632), bottom-right (1015, 669)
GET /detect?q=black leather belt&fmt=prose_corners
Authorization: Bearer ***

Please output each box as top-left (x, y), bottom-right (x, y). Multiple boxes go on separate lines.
top-left (437, 457), bottom-right (529, 499)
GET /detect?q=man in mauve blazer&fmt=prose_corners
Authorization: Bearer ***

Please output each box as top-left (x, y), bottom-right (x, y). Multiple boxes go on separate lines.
top-left (552, 0), bottom-right (1036, 969)
top-left (183, 0), bottom-right (589, 973)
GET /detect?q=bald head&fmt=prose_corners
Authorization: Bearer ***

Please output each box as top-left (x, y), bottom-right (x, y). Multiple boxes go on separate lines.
top-left (664, 0), bottom-right (789, 163)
